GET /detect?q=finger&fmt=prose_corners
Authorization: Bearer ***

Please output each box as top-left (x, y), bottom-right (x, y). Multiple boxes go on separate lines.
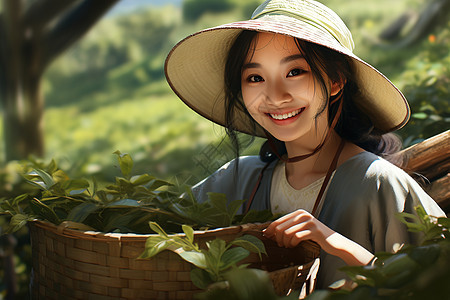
top-left (265, 211), bottom-right (311, 244)
top-left (275, 209), bottom-right (309, 224)
top-left (274, 211), bottom-right (313, 236)
top-left (276, 218), bottom-right (310, 246)
top-left (266, 209), bottom-right (307, 231)
top-left (290, 229), bottom-right (313, 247)
top-left (281, 222), bottom-right (312, 248)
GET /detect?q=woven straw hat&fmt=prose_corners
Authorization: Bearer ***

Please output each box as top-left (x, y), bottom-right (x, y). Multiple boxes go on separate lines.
top-left (165, 0), bottom-right (410, 136)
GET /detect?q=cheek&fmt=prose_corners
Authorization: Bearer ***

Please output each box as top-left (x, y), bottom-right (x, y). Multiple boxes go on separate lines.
top-left (241, 87), bottom-right (260, 113)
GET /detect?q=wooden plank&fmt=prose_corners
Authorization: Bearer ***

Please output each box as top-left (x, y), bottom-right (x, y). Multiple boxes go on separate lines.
top-left (424, 173), bottom-right (450, 210)
top-left (395, 130), bottom-right (450, 212)
top-left (398, 130), bottom-right (450, 172)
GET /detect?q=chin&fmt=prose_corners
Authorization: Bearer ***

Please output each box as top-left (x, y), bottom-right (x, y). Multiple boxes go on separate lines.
top-left (269, 131), bottom-right (305, 143)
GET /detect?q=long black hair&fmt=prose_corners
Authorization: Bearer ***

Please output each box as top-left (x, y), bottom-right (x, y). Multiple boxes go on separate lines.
top-left (224, 30), bottom-right (403, 164)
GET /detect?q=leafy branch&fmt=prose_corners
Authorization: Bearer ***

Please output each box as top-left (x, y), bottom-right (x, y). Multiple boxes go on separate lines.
top-left (308, 206), bottom-right (449, 299)
top-left (139, 221), bottom-right (267, 289)
top-left (0, 151), bottom-right (276, 234)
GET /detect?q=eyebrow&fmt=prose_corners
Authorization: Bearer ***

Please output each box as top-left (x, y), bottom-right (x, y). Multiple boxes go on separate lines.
top-left (242, 54), bottom-right (305, 70)
top-left (281, 54), bottom-right (305, 64)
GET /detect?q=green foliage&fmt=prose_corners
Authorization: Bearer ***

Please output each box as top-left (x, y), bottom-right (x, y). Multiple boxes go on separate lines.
top-left (307, 206), bottom-right (450, 299)
top-left (1, 152), bottom-right (183, 233)
top-left (0, 152), bottom-right (275, 234)
top-left (195, 268), bottom-right (297, 300)
top-left (44, 6), bottom-right (180, 107)
top-left (182, 0), bottom-right (235, 22)
top-left (396, 21), bottom-right (450, 145)
top-left (324, 0), bottom-right (449, 147)
top-left (140, 221), bottom-right (267, 289)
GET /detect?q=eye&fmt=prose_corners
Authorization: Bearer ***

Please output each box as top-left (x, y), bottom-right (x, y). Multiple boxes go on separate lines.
top-left (287, 68), bottom-right (305, 77)
top-left (247, 75), bottom-right (264, 83)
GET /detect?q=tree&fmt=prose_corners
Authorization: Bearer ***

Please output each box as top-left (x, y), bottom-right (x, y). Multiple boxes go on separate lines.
top-left (378, 0), bottom-right (450, 47)
top-left (0, 0), bottom-right (120, 162)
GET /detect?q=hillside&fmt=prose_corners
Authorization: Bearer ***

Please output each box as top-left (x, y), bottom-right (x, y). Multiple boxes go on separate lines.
top-left (23, 0), bottom-right (450, 183)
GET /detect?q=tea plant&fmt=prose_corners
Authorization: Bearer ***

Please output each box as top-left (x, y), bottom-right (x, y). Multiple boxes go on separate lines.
top-left (140, 222), bottom-right (267, 289)
top-left (0, 151), bottom-right (275, 234)
top-left (307, 206), bottom-right (450, 299)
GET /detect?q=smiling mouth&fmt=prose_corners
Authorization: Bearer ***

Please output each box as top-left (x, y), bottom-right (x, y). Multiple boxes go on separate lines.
top-left (269, 108), bottom-right (305, 120)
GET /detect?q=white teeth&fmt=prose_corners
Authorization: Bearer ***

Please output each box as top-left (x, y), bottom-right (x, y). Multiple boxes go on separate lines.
top-left (270, 109), bottom-right (301, 120)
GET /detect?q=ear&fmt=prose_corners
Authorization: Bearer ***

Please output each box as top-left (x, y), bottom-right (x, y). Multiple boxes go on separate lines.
top-left (330, 78), bottom-right (346, 96)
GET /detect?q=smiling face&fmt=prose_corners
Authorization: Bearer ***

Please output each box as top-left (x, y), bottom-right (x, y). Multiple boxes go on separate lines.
top-left (241, 32), bottom-right (341, 147)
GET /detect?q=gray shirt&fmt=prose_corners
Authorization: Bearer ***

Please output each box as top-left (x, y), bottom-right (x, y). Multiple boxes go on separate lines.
top-left (191, 151), bottom-right (446, 288)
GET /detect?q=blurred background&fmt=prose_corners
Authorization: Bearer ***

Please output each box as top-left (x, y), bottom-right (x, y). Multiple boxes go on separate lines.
top-left (0, 0), bottom-right (449, 297)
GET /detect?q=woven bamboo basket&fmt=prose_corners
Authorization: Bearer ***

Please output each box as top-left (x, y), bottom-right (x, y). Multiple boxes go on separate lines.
top-left (29, 220), bottom-right (320, 300)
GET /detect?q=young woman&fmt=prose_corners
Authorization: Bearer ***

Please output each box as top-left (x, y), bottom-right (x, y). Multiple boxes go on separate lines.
top-left (164, 0), bottom-right (445, 288)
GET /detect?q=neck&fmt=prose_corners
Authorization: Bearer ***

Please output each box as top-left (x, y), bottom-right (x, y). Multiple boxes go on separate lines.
top-left (284, 130), bottom-right (343, 187)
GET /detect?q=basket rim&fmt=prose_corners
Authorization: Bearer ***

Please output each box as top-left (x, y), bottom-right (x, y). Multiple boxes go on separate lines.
top-left (28, 219), bottom-right (271, 242)
top-left (28, 219), bottom-right (321, 253)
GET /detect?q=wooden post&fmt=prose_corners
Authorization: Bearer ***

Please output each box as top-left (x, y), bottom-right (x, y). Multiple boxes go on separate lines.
top-left (396, 130), bottom-right (450, 212)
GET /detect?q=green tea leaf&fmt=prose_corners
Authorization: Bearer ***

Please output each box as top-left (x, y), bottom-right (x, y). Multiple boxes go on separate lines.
top-left (227, 199), bottom-right (246, 221)
top-left (396, 211), bottom-right (425, 232)
top-left (130, 174), bottom-right (154, 186)
top-left (8, 214), bottom-right (31, 233)
top-left (26, 179), bottom-right (48, 190)
top-left (182, 224), bottom-right (194, 243)
top-left (223, 268), bottom-right (278, 300)
top-left (30, 198), bottom-right (60, 224)
top-left (147, 178), bottom-right (173, 190)
top-left (207, 239), bottom-right (227, 261)
top-left (0, 199), bottom-right (15, 214)
top-left (12, 194), bottom-right (29, 207)
top-left (415, 205), bottom-right (428, 222)
top-left (139, 236), bottom-right (174, 259)
top-left (35, 169), bottom-right (55, 189)
top-left (221, 247), bottom-right (250, 270)
top-left (409, 244), bottom-right (440, 267)
top-left (52, 169), bottom-right (69, 184)
top-left (179, 251), bottom-right (208, 269)
top-left (231, 235), bottom-right (267, 259)
top-left (190, 268), bottom-right (214, 289)
top-left (113, 150), bottom-right (133, 179)
top-left (106, 199), bottom-right (140, 207)
top-left (62, 179), bottom-right (90, 194)
top-left (183, 185), bottom-right (197, 205)
top-left (169, 203), bottom-right (192, 220)
top-left (208, 193), bottom-right (228, 212)
top-left (67, 202), bottom-right (100, 223)
top-left (149, 221), bottom-right (169, 238)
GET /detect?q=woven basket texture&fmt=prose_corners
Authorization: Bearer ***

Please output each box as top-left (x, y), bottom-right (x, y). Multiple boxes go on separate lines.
top-left (29, 220), bottom-right (320, 299)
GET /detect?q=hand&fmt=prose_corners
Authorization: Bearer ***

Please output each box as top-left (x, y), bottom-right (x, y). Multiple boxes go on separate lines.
top-left (263, 209), bottom-right (333, 249)
top-left (263, 209), bottom-right (374, 266)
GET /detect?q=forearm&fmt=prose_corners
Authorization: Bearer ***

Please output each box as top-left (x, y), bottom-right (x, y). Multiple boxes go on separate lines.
top-left (324, 232), bottom-right (374, 266)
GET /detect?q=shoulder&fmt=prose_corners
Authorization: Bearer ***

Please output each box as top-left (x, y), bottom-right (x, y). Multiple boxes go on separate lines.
top-left (191, 155), bottom-right (273, 204)
top-left (330, 151), bottom-right (420, 205)
top-left (331, 151), bottom-right (445, 216)
top-left (210, 155), bottom-right (268, 179)
top-left (337, 151), bottom-right (411, 185)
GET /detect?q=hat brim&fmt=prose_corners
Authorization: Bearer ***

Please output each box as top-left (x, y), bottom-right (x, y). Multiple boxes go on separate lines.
top-left (165, 17), bottom-right (410, 137)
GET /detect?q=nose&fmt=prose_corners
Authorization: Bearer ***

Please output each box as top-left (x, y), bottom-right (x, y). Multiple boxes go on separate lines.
top-left (265, 77), bottom-right (292, 106)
